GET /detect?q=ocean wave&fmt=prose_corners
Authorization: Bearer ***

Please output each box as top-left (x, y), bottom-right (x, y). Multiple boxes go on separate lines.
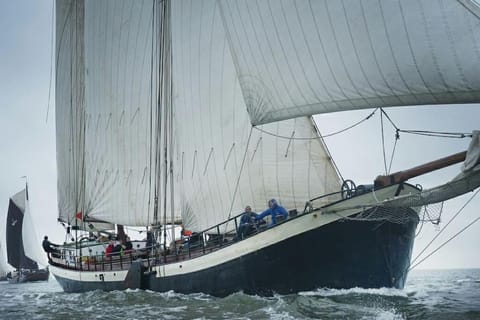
top-left (299, 287), bottom-right (408, 298)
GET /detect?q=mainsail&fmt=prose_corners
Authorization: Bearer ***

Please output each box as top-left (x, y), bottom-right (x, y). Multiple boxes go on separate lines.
top-left (6, 189), bottom-right (38, 270)
top-left (56, 1), bottom-right (170, 227)
top-left (170, 0), bottom-right (480, 230)
top-left (171, 0), bottom-right (341, 230)
top-left (217, 0), bottom-right (480, 125)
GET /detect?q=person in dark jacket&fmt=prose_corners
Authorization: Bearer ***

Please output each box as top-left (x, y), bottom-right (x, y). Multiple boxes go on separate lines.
top-left (255, 199), bottom-right (288, 227)
top-left (42, 236), bottom-right (58, 260)
top-left (237, 206), bottom-right (258, 240)
top-left (124, 236), bottom-right (133, 255)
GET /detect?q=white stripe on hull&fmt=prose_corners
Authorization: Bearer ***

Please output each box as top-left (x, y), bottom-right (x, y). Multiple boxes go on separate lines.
top-left (50, 264), bottom-right (128, 283)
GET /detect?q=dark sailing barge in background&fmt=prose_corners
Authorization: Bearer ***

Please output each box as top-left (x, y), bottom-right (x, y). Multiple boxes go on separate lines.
top-left (5, 187), bottom-right (49, 283)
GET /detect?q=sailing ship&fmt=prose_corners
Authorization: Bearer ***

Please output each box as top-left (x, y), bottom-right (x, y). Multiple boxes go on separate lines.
top-left (5, 187), bottom-right (49, 283)
top-left (49, 0), bottom-right (480, 295)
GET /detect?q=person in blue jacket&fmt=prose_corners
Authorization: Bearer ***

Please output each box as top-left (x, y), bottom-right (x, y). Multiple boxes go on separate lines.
top-left (255, 199), bottom-right (288, 227)
top-left (236, 205), bottom-right (258, 240)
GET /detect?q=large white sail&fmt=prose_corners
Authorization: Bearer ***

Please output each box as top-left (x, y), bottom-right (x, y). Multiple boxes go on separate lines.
top-left (171, 1), bottom-right (341, 231)
top-left (0, 241), bottom-right (9, 275)
top-left (56, 0), bottom-right (179, 226)
top-left (56, 0), bottom-right (87, 225)
top-left (218, 0), bottom-right (480, 125)
top-left (0, 196), bottom-right (8, 274)
top-left (22, 188), bottom-right (48, 267)
top-left (0, 215), bottom-right (10, 275)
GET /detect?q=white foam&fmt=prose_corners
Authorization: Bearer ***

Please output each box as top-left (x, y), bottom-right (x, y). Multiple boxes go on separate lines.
top-left (360, 309), bottom-right (405, 320)
top-left (300, 287), bottom-right (408, 298)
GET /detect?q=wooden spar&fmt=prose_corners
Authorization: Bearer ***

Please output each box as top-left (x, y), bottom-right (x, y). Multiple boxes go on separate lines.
top-left (374, 150), bottom-right (467, 187)
top-left (117, 225), bottom-right (126, 244)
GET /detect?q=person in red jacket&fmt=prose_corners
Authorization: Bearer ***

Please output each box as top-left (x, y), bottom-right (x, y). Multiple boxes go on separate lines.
top-left (105, 240), bottom-right (114, 258)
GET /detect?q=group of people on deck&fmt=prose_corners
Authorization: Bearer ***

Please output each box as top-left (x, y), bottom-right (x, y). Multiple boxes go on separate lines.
top-left (105, 235), bottom-right (133, 258)
top-left (42, 199), bottom-right (288, 262)
top-left (237, 198), bottom-right (288, 240)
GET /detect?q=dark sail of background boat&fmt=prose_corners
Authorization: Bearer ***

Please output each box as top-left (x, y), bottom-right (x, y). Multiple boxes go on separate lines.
top-left (6, 191), bottom-right (37, 271)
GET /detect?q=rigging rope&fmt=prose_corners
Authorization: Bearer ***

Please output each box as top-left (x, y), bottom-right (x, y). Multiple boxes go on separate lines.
top-left (409, 213), bottom-right (480, 271)
top-left (379, 109), bottom-right (401, 173)
top-left (380, 110), bottom-right (388, 175)
top-left (223, 127), bottom-right (254, 233)
top-left (399, 130), bottom-right (472, 138)
top-left (252, 108), bottom-right (471, 142)
top-left (252, 108), bottom-right (378, 140)
top-left (409, 188), bottom-right (480, 271)
top-left (46, 0), bottom-right (55, 124)
top-left (378, 107), bottom-right (471, 176)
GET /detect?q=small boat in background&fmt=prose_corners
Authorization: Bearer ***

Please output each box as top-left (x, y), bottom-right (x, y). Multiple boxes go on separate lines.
top-left (5, 186), bottom-right (49, 283)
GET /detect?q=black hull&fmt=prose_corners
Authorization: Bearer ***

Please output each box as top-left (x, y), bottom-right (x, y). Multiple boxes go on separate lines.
top-left (53, 208), bottom-right (418, 296)
top-left (7, 268), bottom-right (49, 284)
top-left (145, 209), bottom-right (418, 296)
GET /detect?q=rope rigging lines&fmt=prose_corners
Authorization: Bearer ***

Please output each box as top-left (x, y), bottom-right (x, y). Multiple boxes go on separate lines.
top-left (252, 107), bottom-right (472, 142)
top-left (252, 108), bottom-right (378, 140)
top-left (409, 188), bottom-right (480, 271)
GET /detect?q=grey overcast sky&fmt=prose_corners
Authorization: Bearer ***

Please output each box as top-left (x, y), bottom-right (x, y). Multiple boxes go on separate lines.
top-left (1, 0), bottom-right (479, 270)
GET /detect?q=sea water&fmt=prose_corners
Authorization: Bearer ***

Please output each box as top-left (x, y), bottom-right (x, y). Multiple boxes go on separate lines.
top-left (0, 269), bottom-right (479, 319)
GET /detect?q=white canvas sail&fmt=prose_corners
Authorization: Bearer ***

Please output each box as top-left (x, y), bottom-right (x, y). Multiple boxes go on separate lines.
top-left (56, 0), bottom-right (87, 226)
top-left (217, 0), bottom-right (480, 125)
top-left (22, 188), bottom-right (48, 267)
top-left (171, 1), bottom-right (341, 231)
top-left (56, 0), bottom-right (179, 226)
top-left (0, 240), bottom-right (9, 276)
top-left (0, 198), bottom-right (9, 275)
